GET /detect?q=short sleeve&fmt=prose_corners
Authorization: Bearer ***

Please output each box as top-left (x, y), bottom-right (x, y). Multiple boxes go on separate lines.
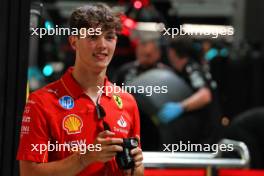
top-left (131, 98), bottom-right (141, 147)
top-left (16, 93), bottom-right (49, 163)
top-left (189, 70), bottom-right (207, 90)
top-left (185, 63), bottom-right (208, 91)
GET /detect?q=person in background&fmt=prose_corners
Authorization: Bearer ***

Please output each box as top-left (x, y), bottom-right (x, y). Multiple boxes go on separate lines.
top-left (158, 39), bottom-right (222, 144)
top-left (113, 38), bottom-right (168, 150)
top-left (113, 38), bottom-right (166, 86)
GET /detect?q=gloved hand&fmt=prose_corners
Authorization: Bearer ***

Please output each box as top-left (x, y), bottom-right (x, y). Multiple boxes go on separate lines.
top-left (158, 102), bottom-right (184, 123)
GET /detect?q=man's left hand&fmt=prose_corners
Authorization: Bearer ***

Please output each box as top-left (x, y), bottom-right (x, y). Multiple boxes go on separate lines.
top-left (123, 147), bottom-right (144, 176)
top-left (158, 102), bottom-right (184, 123)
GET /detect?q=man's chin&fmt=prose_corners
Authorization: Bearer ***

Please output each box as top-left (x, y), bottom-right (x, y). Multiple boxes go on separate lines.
top-left (93, 63), bottom-right (108, 72)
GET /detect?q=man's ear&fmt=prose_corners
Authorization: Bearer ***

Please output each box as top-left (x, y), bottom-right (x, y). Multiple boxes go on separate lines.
top-left (68, 35), bottom-right (78, 50)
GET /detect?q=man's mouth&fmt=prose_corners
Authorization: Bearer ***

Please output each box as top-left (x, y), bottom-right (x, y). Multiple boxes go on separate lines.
top-left (93, 53), bottom-right (108, 60)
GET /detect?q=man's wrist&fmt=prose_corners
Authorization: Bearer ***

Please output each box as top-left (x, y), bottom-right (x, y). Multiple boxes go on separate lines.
top-left (180, 101), bottom-right (188, 112)
top-left (78, 152), bottom-right (91, 170)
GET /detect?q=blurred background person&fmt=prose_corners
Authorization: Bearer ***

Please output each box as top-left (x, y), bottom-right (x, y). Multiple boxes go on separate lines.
top-left (222, 108), bottom-right (264, 168)
top-left (113, 37), bottom-right (169, 151)
top-left (158, 38), bottom-right (223, 144)
top-left (113, 38), bottom-right (166, 86)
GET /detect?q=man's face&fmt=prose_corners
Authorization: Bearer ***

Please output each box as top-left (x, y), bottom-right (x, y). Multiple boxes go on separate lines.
top-left (70, 29), bottom-right (117, 72)
top-left (136, 41), bottom-right (160, 67)
top-left (168, 48), bottom-right (184, 72)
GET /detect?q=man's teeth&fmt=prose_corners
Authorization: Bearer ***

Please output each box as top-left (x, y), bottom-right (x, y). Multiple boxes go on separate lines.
top-left (95, 53), bottom-right (107, 56)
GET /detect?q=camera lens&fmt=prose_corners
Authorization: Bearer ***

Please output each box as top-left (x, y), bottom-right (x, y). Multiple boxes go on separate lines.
top-left (130, 139), bottom-right (138, 147)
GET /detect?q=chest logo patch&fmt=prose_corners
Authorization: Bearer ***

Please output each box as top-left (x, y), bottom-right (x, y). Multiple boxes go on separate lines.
top-left (113, 95), bottom-right (123, 109)
top-left (63, 114), bottom-right (83, 134)
top-left (117, 115), bottom-right (127, 128)
top-left (59, 96), bottom-right (74, 109)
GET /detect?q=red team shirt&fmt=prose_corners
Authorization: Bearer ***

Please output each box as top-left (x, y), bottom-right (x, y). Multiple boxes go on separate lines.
top-left (17, 67), bottom-right (141, 176)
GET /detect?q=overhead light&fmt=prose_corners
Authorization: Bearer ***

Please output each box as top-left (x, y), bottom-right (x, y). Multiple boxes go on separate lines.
top-left (42, 62), bottom-right (64, 77)
top-left (133, 0), bottom-right (143, 9)
top-left (136, 22), bottom-right (165, 32)
top-left (44, 20), bottom-right (54, 30)
top-left (42, 64), bottom-right (53, 77)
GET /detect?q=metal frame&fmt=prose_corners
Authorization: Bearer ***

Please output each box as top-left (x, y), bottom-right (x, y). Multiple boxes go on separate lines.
top-left (143, 139), bottom-right (250, 176)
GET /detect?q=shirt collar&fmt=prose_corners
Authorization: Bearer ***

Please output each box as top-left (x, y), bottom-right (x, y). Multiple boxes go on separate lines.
top-left (59, 67), bottom-right (113, 99)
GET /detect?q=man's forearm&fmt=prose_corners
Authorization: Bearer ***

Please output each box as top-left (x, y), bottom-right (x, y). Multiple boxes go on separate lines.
top-left (20, 152), bottom-right (86, 176)
top-left (181, 87), bottom-right (212, 112)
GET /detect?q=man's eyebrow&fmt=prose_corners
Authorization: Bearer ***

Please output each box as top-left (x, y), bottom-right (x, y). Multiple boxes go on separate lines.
top-left (105, 31), bottom-right (116, 35)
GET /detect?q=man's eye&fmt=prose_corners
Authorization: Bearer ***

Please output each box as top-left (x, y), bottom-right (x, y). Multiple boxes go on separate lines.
top-left (106, 35), bottom-right (115, 41)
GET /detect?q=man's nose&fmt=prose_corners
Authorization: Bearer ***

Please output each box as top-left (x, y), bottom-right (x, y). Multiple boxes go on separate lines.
top-left (96, 36), bottom-right (107, 48)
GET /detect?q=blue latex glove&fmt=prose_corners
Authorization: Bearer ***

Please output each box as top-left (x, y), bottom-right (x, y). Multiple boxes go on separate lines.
top-left (158, 102), bottom-right (184, 123)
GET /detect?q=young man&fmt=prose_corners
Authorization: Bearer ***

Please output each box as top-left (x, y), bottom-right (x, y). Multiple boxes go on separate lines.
top-left (17, 4), bottom-right (144, 176)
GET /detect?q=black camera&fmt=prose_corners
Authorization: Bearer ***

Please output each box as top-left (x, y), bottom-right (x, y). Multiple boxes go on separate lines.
top-left (116, 138), bottom-right (139, 169)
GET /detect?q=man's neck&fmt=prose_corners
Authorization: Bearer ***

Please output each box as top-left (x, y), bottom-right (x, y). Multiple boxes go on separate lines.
top-left (72, 64), bottom-right (106, 99)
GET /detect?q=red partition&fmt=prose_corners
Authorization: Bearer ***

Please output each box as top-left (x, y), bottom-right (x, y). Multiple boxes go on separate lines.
top-left (219, 169), bottom-right (264, 176)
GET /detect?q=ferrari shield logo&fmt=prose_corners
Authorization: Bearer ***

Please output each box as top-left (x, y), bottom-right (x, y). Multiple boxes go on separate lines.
top-left (113, 95), bottom-right (123, 109)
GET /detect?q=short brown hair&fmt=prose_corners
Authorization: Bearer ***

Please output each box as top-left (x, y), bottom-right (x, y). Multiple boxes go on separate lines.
top-left (69, 3), bottom-right (122, 33)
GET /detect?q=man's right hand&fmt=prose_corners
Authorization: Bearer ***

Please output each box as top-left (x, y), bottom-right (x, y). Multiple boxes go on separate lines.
top-left (19, 131), bottom-right (123, 176)
top-left (80, 130), bottom-right (123, 166)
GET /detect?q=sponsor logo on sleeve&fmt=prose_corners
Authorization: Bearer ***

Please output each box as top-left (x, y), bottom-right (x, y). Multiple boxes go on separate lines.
top-left (59, 96), bottom-right (74, 109)
top-left (113, 95), bottom-right (123, 109)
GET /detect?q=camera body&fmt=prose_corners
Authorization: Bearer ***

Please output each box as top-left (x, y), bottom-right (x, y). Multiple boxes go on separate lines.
top-left (116, 137), bottom-right (139, 169)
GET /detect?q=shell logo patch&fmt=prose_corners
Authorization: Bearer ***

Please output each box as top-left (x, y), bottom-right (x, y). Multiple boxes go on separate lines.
top-left (113, 95), bottom-right (123, 109)
top-left (62, 114), bottom-right (83, 134)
